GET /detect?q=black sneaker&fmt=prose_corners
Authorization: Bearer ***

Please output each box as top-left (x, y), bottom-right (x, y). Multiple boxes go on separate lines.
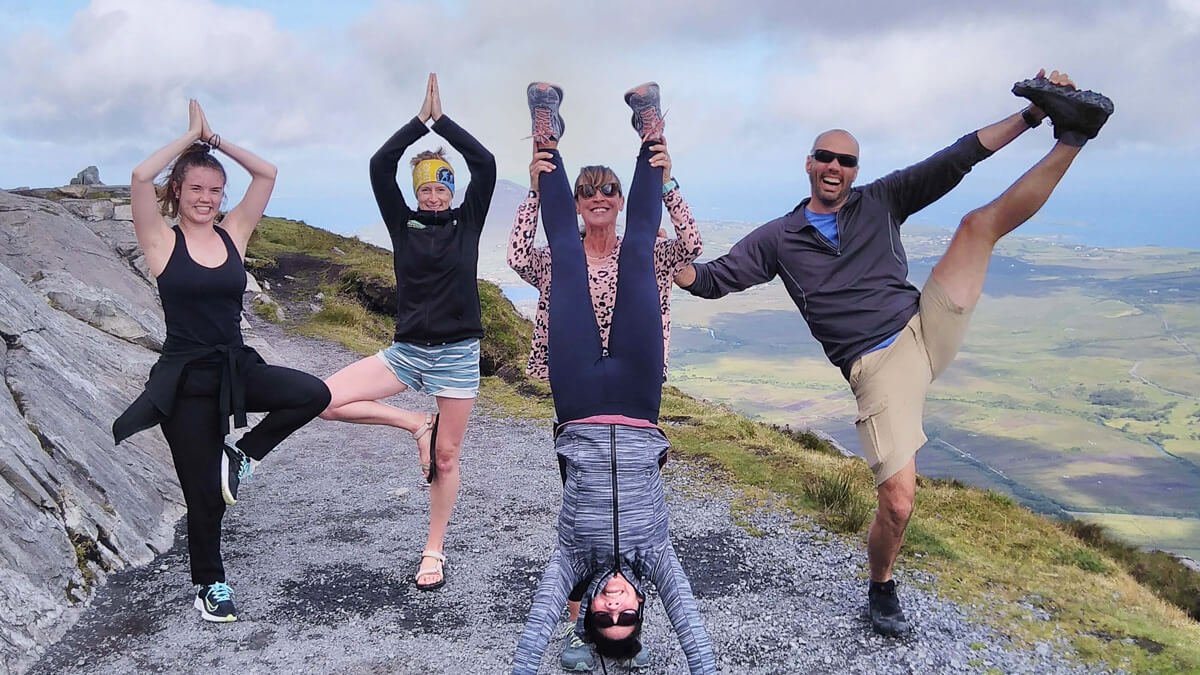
top-left (868, 579), bottom-right (911, 637)
top-left (220, 441), bottom-right (253, 506)
top-left (194, 582), bottom-right (238, 622)
top-left (1012, 76), bottom-right (1113, 147)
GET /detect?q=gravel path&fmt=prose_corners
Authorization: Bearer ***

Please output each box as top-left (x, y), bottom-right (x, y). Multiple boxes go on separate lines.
top-left (31, 322), bottom-right (1102, 674)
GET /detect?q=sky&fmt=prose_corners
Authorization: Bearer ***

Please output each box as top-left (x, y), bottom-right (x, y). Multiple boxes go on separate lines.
top-left (2, 0), bottom-right (1198, 248)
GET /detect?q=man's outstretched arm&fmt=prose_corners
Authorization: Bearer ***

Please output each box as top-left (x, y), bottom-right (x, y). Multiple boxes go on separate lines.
top-left (673, 221), bottom-right (780, 298)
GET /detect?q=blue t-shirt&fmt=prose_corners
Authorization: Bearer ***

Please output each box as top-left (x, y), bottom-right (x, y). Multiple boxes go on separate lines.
top-left (804, 208), bottom-right (839, 248)
top-left (805, 208), bottom-right (898, 354)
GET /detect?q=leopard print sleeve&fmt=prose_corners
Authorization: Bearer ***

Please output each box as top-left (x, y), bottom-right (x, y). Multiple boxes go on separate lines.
top-left (656, 185), bottom-right (703, 275)
top-left (508, 194), bottom-right (552, 381)
top-left (508, 195), bottom-right (550, 287)
top-left (652, 186), bottom-right (702, 381)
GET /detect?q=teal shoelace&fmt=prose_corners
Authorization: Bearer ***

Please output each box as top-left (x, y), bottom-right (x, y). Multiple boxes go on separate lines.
top-left (207, 581), bottom-right (234, 603)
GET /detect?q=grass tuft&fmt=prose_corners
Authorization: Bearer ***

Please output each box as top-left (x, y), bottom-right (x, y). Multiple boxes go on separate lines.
top-left (804, 469), bottom-right (873, 533)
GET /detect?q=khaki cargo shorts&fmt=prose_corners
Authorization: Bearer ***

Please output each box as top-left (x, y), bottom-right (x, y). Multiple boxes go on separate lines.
top-left (849, 277), bottom-right (973, 486)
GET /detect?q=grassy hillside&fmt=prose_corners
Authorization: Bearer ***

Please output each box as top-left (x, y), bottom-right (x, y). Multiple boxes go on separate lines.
top-left (247, 216), bottom-right (1200, 674)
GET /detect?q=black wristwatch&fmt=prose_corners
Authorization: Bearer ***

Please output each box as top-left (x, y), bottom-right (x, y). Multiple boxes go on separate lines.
top-left (1021, 107), bottom-right (1042, 129)
top-left (528, 189), bottom-right (538, 198)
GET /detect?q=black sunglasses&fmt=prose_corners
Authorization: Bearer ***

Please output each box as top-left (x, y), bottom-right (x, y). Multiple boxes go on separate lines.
top-left (811, 149), bottom-right (858, 168)
top-left (575, 182), bottom-right (621, 199)
top-left (591, 609), bottom-right (640, 628)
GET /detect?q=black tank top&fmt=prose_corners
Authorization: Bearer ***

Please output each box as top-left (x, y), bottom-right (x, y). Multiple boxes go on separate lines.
top-left (157, 226), bottom-right (246, 352)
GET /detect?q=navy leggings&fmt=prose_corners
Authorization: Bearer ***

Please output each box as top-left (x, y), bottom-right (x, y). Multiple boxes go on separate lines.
top-left (543, 143), bottom-right (664, 425)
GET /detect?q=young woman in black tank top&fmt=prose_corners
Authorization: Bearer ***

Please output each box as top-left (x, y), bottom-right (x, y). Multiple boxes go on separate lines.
top-left (114, 100), bottom-right (330, 624)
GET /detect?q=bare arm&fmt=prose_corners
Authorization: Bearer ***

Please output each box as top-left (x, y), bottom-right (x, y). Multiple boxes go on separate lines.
top-left (198, 105), bottom-right (277, 256)
top-left (130, 99), bottom-right (204, 276)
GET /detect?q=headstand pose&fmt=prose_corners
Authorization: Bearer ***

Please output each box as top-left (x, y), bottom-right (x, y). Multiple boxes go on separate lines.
top-left (675, 70), bottom-right (1113, 636)
top-left (114, 100), bottom-right (331, 623)
top-left (319, 73), bottom-right (496, 591)
top-left (511, 83), bottom-right (715, 675)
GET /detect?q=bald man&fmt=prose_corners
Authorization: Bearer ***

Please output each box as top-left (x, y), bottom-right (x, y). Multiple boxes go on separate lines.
top-left (675, 70), bottom-right (1112, 637)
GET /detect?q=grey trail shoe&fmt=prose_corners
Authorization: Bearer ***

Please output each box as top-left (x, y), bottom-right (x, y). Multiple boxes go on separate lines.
top-left (868, 579), bottom-right (911, 637)
top-left (558, 622), bottom-right (595, 671)
top-left (1012, 76), bottom-right (1113, 147)
top-left (625, 645), bottom-right (651, 670)
top-left (527, 82), bottom-right (565, 144)
top-left (624, 82), bottom-right (664, 142)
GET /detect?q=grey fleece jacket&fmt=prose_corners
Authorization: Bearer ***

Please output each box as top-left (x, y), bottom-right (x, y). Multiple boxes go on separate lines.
top-left (686, 133), bottom-right (994, 378)
top-left (512, 423), bottom-right (716, 674)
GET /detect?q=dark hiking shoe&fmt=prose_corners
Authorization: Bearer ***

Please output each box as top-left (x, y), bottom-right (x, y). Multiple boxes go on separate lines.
top-left (1012, 76), bottom-right (1113, 147)
top-left (194, 582), bottom-right (238, 622)
top-left (220, 441), bottom-right (253, 506)
top-left (868, 579), bottom-right (911, 637)
top-left (558, 622), bottom-right (595, 671)
top-left (527, 82), bottom-right (565, 144)
top-left (624, 82), bottom-right (664, 142)
top-left (625, 645), bottom-right (651, 670)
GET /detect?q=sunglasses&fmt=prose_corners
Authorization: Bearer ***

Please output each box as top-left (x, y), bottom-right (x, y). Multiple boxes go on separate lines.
top-left (811, 149), bottom-right (859, 168)
top-left (590, 609), bottom-right (640, 628)
top-left (575, 182), bottom-right (621, 199)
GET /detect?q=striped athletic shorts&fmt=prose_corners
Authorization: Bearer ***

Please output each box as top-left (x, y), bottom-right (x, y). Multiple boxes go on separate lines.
top-left (375, 337), bottom-right (480, 399)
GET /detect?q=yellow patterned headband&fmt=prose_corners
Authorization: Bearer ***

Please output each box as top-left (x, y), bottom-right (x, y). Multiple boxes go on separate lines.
top-left (412, 159), bottom-right (455, 195)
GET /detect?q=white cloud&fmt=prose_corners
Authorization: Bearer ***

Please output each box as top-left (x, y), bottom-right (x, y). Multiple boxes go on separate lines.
top-left (0, 0), bottom-right (1197, 244)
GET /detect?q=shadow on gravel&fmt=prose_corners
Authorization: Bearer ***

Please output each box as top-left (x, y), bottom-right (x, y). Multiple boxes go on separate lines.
top-left (272, 563), bottom-right (467, 631)
top-left (673, 531), bottom-right (794, 598)
top-left (490, 556), bottom-right (547, 617)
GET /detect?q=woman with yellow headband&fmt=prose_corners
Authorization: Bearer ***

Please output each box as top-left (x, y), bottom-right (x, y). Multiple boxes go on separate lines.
top-left (320, 72), bottom-right (496, 591)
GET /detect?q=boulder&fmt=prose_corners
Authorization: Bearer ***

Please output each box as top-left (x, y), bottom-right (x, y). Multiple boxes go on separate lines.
top-left (0, 192), bottom-right (161, 323)
top-left (58, 198), bottom-right (115, 222)
top-left (68, 166), bottom-right (102, 186)
top-left (0, 193), bottom-right (182, 675)
top-left (30, 270), bottom-right (165, 350)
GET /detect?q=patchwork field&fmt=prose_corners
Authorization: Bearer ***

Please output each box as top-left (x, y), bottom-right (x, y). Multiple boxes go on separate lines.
top-left (665, 231), bottom-right (1200, 558)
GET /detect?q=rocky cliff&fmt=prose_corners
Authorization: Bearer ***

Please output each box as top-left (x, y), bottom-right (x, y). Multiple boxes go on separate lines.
top-left (0, 184), bottom-right (252, 674)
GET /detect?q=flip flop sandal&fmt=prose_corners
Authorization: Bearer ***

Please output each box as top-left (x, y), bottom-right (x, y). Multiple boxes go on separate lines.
top-left (412, 413), bottom-right (440, 484)
top-left (414, 550), bottom-right (446, 591)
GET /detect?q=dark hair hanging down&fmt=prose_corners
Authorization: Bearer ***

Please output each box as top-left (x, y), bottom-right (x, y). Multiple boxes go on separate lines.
top-left (583, 609), bottom-right (643, 661)
top-left (155, 142), bottom-right (227, 219)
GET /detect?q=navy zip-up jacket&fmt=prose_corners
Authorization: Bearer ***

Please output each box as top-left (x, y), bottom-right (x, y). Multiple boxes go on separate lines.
top-left (686, 133), bottom-right (993, 377)
top-left (370, 115), bottom-right (496, 345)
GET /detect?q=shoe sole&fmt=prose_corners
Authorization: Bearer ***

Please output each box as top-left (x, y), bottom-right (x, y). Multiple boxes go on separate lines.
top-left (869, 617), bottom-right (911, 637)
top-left (219, 450), bottom-right (237, 506)
top-left (1012, 78), bottom-right (1113, 136)
top-left (193, 596), bottom-right (237, 623)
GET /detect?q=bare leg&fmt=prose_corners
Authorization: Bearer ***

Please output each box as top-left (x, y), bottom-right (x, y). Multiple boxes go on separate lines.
top-left (417, 395), bottom-right (475, 587)
top-left (867, 458), bottom-right (917, 582)
top-left (320, 356), bottom-right (438, 472)
top-left (319, 356), bottom-right (429, 430)
top-left (869, 143), bottom-right (1082, 579)
top-left (930, 142), bottom-right (1082, 309)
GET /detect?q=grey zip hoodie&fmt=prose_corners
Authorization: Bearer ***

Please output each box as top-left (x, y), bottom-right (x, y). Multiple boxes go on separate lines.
top-left (512, 423), bottom-right (716, 674)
